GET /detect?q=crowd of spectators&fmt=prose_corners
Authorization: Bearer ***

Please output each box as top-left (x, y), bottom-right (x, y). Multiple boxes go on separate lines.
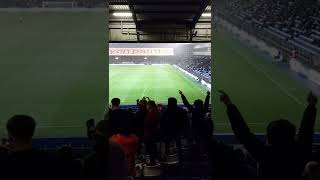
top-left (110, 56), bottom-right (211, 82)
top-left (178, 56), bottom-right (211, 81)
top-left (219, 0), bottom-right (320, 66)
top-left (0, 90), bottom-right (318, 180)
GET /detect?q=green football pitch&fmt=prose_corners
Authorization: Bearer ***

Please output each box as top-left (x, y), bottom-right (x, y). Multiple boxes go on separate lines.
top-left (109, 64), bottom-right (208, 105)
top-left (0, 12), bottom-right (107, 138)
top-left (213, 30), bottom-right (320, 133)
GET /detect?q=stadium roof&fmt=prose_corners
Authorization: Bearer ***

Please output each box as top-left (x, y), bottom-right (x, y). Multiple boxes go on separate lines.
top-left (109, 0), bottom-right (211, 32)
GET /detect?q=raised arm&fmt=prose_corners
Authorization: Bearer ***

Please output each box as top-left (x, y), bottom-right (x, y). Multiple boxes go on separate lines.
top-left (204, 91), bottom-right (210, 112)
top-left (179, 90), bottom-right (193, 111)
top-left (297, 92), bottom-right (317, 149)
top-left (220, 90), bottom-right (265, 161)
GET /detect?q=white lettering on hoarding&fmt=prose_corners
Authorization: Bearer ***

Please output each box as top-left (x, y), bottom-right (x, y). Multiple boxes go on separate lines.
top-left (109, 48), bottom-right (174, 56)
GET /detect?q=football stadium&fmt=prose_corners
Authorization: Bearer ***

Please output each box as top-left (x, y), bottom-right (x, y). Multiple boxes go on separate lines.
top-left (109, 43), bottom-right (211, 105)
top-left (2, 0), bottom-right (320, 179)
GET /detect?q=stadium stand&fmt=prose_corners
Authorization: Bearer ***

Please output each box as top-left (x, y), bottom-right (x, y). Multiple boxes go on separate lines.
top-left (217, 0), bottom-right (320, 70)
top-left (109, 54), bottom-right (211, 85)
top-left (178, 56), bottom-right (211, 83)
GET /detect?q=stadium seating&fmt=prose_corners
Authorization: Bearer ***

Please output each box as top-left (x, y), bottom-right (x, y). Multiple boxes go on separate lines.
top-left (218, 0), bottom-right (320, 68)
top-left (178, 56), bottom-right (211, 83)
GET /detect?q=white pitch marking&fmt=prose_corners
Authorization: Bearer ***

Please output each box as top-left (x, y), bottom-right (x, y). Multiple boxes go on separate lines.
top-left (234, 47), bottom-right (303, 106)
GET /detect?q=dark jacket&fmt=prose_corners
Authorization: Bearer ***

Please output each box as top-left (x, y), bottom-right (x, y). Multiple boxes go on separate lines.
top-left (134, 107), bottom-right (148, 138)
top-left (160, 106), bottom-right (187, 137)
top-left (1, 149), bottom-right (60, 180)
top-left (209, 138), bottom-right (258, 180)
top-left (181, 93), bottom-right (210, 135)
top-left (108, 108), bottom-right (129, 136)
top-left (226, 104), bottom-right (317, 180)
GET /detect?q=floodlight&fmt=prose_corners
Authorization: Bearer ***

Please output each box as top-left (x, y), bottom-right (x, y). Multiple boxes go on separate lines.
top-left (113, 12), bottom-right (132, 17)
top-left (201, 13), bottom-right (211, 17)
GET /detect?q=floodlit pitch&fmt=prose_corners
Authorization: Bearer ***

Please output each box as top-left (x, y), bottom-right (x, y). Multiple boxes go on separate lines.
top-left (109, 64), bottom-right (208, 105)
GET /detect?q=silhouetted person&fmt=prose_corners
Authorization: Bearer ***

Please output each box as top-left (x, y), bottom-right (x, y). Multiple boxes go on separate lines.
top-left (110, 122), bottom-right (139, 178)
top-left (1, 115), bottom-right (59, 180)
top-left (207, 106), bottom-right (258, 180)
top-left (84, 120), bottom-right (128, 180)
top-left (161, 97), bottom-right (187, 161)
top-left (108, 98), bottom-right (129, 137)
top-left (179, 90), bottom-right (210, 144)
top-left (135, 98), bottom-right (148, 154)
top-left (144, 100), bottom-right (160, 165)
top-left (219, 91), bottom-right (318, 180)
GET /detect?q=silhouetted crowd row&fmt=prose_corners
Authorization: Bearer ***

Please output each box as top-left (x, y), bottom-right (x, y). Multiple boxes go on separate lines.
top-left (0, 90), bottom-right (319, 180)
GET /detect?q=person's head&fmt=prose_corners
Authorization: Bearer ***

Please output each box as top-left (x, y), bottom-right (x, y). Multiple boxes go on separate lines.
top-left (168, 97), bottom-right (177, 108)
top-left (6, 115), bottom-right (36, 144)
top-left (147, 100), bottom-right (156, 111)
top-left (138, 99), bottom-right (147, 110)
top-left (266, 119), bottom-right (296, 148)
top-left (194, 99), bottom-right (204, 110)
top-left (111, 98), bottom-right (120, 110)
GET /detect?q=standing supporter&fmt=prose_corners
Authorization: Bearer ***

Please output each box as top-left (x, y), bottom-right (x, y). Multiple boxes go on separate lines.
top-left (207, 106), bottom-right (258, 180)
top-left (0, 115), bottom-right (60, 180)
top-left (144, 100), bottom-right (160, 165)
top-left (135, 98), bottom-right (148, 154)
top-left (160, 97), bottom-right (187, 162)
top-left (108, 98), bottom-right (130, 137)
top-left (179, 90), bottom-right (211, 145)
top-left (110, 123), bottom-right (139, 178)
top-left (219, 90), bottom-right (317, 180)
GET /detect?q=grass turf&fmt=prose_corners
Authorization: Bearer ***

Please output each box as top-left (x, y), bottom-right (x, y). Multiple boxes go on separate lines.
top-left (213, 30), bottom-right (320, 133)
top-left (109, 64), bottom-right (208, 105)
top-left (0, 12), bottom-right (107, 138)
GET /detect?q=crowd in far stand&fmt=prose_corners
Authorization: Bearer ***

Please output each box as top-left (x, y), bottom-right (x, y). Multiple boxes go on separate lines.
top-left (0, 90), bottom-right (319, 180)
top-left (178, 56), bottom-right (211, 81)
